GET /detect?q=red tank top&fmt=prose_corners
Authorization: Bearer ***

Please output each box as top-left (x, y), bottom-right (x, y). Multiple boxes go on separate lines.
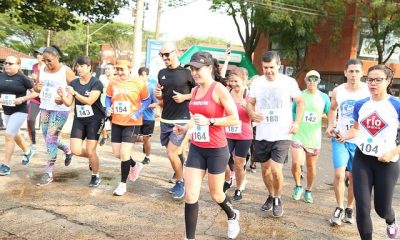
top-left (189, 82), bottom-right (226, 148)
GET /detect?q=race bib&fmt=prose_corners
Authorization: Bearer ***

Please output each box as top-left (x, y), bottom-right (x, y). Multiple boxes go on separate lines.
top-left (358, 138), bottom-right (386, 158)
top-left (76, 105), bottom-right (94, 118)
top-left (261, 109), bottom-right (280, 124)
top-left (0, 94), bottom-right (16, 107)
top-left (303, 111), bottom-right (318, 124)
top-left (192, 125), bottom-right (210, 142)
top-left (113, 101), bottom-right (131, 115)
top-left (40, 86), bottom-right (56, 101)
top-left (225, 124), bottom-right (242, 134)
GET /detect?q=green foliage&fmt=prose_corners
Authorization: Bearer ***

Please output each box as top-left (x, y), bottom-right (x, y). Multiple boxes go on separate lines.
top-left (211, 0), bottom-right (346, 76)
top-left (358, 0), bottom-right (400, 63)
top-left (176, 36), bottom-right (228, 49)
top-left (1, 0), bottom-right (129, 32)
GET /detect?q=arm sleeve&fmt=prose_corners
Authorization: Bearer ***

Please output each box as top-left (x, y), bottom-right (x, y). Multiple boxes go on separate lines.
top-left (133, 96), bottom-right (151, 119)
top-left (105, 96), bottom-right (112, 112)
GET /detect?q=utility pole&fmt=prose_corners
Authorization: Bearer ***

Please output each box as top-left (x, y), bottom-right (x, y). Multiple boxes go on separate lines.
top-left (46, 30), bottom-right (51, 47)
top-left (132, 0), bottom-right (144, 72)
top-left (85, 24), bottom-right (90, 56)
top-left (155, 0), bottom-right (163, 39)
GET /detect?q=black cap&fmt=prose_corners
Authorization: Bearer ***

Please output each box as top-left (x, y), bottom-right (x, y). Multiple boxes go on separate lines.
top-left (185, 51), bottom-right (213, 68)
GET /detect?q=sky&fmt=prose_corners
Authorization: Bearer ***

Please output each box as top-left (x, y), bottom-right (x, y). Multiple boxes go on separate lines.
top-left (113, 0), bottom-right (243, 44)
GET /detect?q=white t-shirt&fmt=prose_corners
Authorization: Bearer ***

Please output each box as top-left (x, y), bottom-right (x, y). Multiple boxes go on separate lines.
top-left (249, 74), bottom-right (301, 141)
top-left (353, 96), bottom-right (400, 162)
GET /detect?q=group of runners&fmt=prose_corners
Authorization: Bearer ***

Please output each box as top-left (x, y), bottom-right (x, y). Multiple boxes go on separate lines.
top-left (0, 42), bottom-right (399, 240)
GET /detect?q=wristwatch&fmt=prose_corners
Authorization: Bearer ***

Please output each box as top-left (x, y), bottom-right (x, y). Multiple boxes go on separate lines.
top-left (209, 118), bottom-right (216, 126)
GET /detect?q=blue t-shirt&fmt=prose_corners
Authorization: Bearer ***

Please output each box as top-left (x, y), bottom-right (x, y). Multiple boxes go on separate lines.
top-left (142, 81), bottom-right (158, 120)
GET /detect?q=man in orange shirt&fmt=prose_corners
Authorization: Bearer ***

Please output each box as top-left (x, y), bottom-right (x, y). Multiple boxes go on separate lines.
top-left (105, 60), bottom-right (150, 196)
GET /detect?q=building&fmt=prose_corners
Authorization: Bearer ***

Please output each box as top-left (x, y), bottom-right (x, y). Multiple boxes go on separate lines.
top-left (0, 46), bottom-right (35, 74)
top-left (253, 3), bottom-right (400, 95)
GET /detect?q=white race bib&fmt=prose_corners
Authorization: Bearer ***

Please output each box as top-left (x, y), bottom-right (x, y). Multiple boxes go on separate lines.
top-left (40, 86), bottom-right (56, 101)
top-left (0, 94), bottom-right (16, 107)
top-left (76, 105), bottom-right (94, 118)
top-left (261, 109), bottom-right (281, 124)
top-left (113, 101), bottom-right (131, 115)
top-left (192, 125), bottom-right (210, 142)
top-left (303, 111), bottom-right (318, 124)
top-left (225, 124), bottom-right (242, 134)
top-left (358, 138), bottom-right (386, 158)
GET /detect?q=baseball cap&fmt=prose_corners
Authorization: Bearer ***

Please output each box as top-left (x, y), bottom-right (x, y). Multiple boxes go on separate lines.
top-left (115, 60), bottom-right (132, 69)
top-left (34, 47), bottom-right (46, 54)
top-left (184, 51), bottom-right (213, 68)
top-left (305, 70), bottom-right (320, 79)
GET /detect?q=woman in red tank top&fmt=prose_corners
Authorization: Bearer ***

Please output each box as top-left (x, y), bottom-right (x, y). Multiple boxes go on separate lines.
top-left (173, 51), bottom-right (241, 239)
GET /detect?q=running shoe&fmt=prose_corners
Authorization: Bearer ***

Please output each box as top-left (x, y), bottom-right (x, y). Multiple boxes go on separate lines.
top-left (304, 190), bottom-right (314, 204)
top-left (99, 136), bottom-right (108, 146)
top-left (142, 156), bottom-right (150, 165)
top-left (342, 208), bottom-right (354, 224)
top-left (22, 149), bottom-right (34, 165)
top-left (233, 190), bottom-right (242, 201)
top-left (387, 217), bottom-right (399, 239)
top-left (329, 207), bottom-right (344, 226)
top-left (172, 180), bottom-right (185, 199)
top-left (249, 162), bottom-right (256, 173)
top-left (169, 173), bottom-right (177, 184)
top-left (88, 175), bottom-right (101, 187)
top-left (291, 185), bottom-right (303, 201)
top-left (223, 179), bottom-right (233, 193)
top-left (272, 197), bottom-right (284, 217)
top-left (113, 182), bottom-right (126, 196)
top-left (0, 164), bottom-right (10, 176)
top-left (261, 196), bottom-right (274, 211)
top-left (65, 153), bottom-right (73, 166)
top-left (227, 209), bottom-right (240, 239)
top-left (128, 162), bottom-right (144, 182)
top-left (38, 173), bottom-right (53, 186)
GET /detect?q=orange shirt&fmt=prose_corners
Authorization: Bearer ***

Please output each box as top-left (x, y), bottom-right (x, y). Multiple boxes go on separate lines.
top-left (106, 76), bottom-right (149, 126)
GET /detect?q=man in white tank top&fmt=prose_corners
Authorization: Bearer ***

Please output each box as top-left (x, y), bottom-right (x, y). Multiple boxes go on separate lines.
top-left (326, 59), bottom-right (370, 226)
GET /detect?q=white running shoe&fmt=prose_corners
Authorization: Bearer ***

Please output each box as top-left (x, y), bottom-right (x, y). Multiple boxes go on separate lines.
top-left (128, 162), bottom-right (144, 182)
top-left (113, 182), bottom-right (127, 196)
top-left (227, 209), bottom-right (240, 239)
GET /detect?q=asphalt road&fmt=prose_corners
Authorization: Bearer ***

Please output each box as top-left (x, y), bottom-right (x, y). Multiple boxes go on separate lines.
top-left (0, 120), bottom-right (398, 239)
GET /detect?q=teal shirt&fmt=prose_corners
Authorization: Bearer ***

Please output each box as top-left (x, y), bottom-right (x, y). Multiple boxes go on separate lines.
top-left (292, 90), bottom-right (330, 148)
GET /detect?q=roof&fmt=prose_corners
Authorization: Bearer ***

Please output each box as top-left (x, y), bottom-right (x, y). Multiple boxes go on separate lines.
top-left (0, 45), bottom-right (33, 60)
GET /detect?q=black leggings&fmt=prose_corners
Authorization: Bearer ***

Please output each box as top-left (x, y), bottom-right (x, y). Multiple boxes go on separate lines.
top-left (27, 101), bottom-right (41, 145)
top-left (353, 149), bottom-right (400, 240)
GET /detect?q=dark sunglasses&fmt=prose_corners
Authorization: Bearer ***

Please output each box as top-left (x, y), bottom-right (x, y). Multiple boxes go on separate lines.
top-left (159, 50), bottom-right (175, 58)
top-left (4, 62), bottom-right (16, 66)
top-left (306, 76), bottom-right (319, 82)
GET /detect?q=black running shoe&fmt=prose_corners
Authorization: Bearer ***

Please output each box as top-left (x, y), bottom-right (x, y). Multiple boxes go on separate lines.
top-left (88, 175), bottom-right (101, 187)
top-left (142, 157), bottom-right (150, 165)
top-left (261, 196), bottom-right (274, 211)
top-left (65, 153), bottom-right (72, 166)
top-left (233, 189), bottom-right (242, 201)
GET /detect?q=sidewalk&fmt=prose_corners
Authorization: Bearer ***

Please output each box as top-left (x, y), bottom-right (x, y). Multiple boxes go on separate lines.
top-left (0, 126), bottom-right (398, 239)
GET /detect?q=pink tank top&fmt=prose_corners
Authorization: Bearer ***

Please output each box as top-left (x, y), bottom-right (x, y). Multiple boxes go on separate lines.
top-left (225, 95), bottom-right (252, 140)
top-left (189, 82), bottom-right (226, 148)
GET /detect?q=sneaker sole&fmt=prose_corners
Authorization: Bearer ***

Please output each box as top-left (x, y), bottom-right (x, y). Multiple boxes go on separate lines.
top-left (173, 191), bottom-right (185, 199)
top-left (113, 192), bottom-right (126, 196)
top-left (329, 219), bottom-right (342, 226)
top-left (0, 172), bottom-right (10, 176)
top-left (89, 180), bottom-right (101, 187)
top-left (261, 207), bottom-right (272, 211)
top-left (272, 211), bottom-right (284, 218)
top-left (37, 179), bottom-right (53, 186)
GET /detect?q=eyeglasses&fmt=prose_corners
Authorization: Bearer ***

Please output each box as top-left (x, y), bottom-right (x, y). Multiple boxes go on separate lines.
top-left (366, 77), bottom-right (386, 84)
top-left (306, 77), bottom-right (319, 82)
top-left (159, 50), bottom-right (175, 58)
top-left (4, 62), bottom-right (16, 66)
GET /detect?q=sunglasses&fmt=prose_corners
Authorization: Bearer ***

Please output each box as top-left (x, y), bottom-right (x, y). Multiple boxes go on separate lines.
top-left (4, 62), bottom-right (17, 66)
top-left (366, 77), bottom-right (386, 84)
top-left (159, 50), bottom-right (175, 58)
top-left (306, 77), bottom-right (319, 82)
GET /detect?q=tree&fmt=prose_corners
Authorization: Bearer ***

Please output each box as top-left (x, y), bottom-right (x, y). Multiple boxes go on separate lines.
top-left (358, 0), bottom-right (400, 64)
top-left (211, 0), bottom-right (264, 60)
top-left (211, 0), bottom-right (345, 76)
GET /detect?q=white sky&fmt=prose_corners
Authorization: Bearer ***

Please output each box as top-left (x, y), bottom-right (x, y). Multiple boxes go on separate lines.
top-left (113, 0), bottom-right (243, 44)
